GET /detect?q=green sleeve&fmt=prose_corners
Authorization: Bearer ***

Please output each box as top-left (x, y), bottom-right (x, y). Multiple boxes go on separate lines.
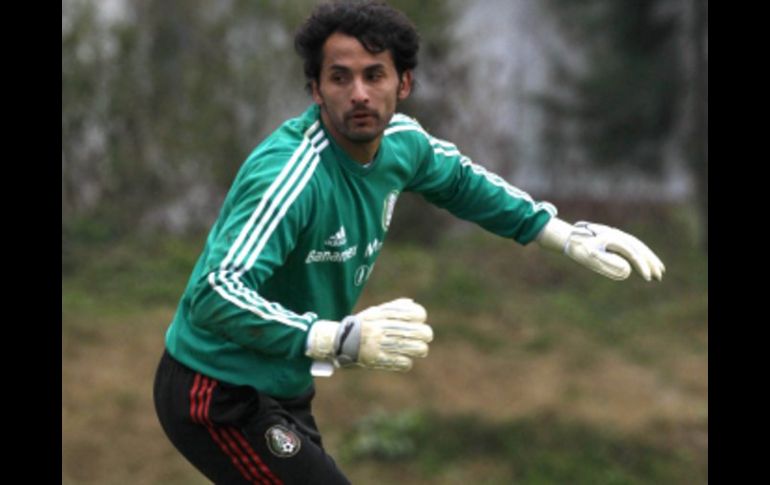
top-left (186, 150), bottom-right (319, 359)
top-left (405, 132), bottom-right (557, 244)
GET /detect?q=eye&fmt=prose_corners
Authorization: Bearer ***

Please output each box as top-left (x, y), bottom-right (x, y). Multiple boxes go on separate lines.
top-left (366, 70), bottom-right (385, 82)
top-left (330, 71), bottom-right (349, 84)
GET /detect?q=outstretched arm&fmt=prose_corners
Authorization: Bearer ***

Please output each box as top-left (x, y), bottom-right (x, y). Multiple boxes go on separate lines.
top-left (536, 217), bottom-right (665, 281)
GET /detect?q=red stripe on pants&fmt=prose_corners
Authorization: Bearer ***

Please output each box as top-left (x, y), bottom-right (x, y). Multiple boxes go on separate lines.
top-left (190, 374), bottom-right (276, 484)
top-left (230, 426), bottom-right (284, 485)
top-left (189, 373), bottom-right (202, 423)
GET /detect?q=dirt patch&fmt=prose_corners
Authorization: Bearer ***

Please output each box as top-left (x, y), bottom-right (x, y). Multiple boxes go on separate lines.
top-left (63, 307), bottom-right (707, 483)
top-left (313, 325), bottom-right (707, 434)
top-left (62, 309), bottom-right (207, 484)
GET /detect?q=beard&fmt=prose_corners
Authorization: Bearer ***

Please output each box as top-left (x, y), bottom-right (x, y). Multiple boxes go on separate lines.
top-left (323, 103), bottom-right (392, 144)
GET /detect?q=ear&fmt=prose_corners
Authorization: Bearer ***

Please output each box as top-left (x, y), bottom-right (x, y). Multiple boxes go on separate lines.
top-left (311, 79), bottom-right (323, 105)
top-left (397, 70), bottom-right (413, 101)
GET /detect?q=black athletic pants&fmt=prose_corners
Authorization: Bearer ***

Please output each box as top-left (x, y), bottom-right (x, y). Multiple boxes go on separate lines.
top-left (153, 350), bottom-right (351, 484)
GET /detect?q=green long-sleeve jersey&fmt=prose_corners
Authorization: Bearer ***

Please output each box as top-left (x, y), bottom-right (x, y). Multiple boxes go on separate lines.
top-left (164, 104), bottom-right (557, 398)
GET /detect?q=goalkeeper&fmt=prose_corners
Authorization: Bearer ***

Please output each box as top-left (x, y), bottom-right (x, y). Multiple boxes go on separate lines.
top-left (153, 1), bottom-right (665, 484)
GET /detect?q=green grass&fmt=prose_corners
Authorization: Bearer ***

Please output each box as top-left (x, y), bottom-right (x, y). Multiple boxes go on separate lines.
top-left (340, 409), bottom-right (706, 485)
top-left (62, 202), bottom-right (707, 484)
top-left (62, 232), bottom-right (206, 316)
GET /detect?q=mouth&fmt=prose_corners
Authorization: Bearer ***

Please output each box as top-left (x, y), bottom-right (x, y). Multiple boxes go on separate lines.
top-left (347, 110), bottom-right (378, 123)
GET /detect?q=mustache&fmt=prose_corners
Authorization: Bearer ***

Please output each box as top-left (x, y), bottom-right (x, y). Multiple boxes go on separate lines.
top-left (344, 108), bottom-right (379, 120)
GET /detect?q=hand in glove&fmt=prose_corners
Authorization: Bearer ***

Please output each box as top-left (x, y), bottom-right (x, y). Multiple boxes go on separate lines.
top-left (306, 298), bottom-right (433, 375)
top-left (537, 217), bottom-right (665, 281)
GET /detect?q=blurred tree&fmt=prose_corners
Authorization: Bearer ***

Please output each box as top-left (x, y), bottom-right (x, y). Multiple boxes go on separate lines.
top-left (537, 0), bottom-right (707, 249)
top-left (540, 0), bottom-right (683, 172)
top-left (106, 0), bottom-right (242, 221)
top-left (686, 0), bottom-right (707, 251)
top-left (62, 0), bottom-right (314, 238)
top-left (62, 0), bottom-right (463, 244)
top-left (62, 0), bottom-right (111, 230)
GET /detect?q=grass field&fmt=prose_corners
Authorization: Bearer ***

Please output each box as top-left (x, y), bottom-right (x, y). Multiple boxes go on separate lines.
top-left (62, 202), bottom-right (707, 484)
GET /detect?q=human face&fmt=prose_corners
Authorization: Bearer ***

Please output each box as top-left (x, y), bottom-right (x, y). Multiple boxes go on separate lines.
top-left (312, 32), bottom-right (412, 163)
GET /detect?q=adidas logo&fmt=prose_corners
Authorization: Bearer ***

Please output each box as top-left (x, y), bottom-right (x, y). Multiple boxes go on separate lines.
top-left (325, 226), bottom-right (347, 247)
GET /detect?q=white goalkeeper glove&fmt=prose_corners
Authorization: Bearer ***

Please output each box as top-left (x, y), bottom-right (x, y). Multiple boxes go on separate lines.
top-left (306, 298), bottom-right (433, 377)
top-left (536, 217), bottom-right (665, 281)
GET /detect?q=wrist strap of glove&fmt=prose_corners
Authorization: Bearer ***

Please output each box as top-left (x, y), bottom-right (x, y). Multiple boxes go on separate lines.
top-left (536, 217), bottom-right (575, 253)
top-left (334, 316), bottom-right (361, 366)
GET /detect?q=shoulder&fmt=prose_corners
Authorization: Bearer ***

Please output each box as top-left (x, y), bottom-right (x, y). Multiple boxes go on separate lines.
top-left (382, 114), bottom-right (432, 164)
top-left (242, 106), bottom-right (325, 179)
top-left (384, 113), bottom-right (429, 144)
top-left (248, 106), bottom-right (324, 168)
top-left (384, 113), bottom-right (459, 156)
top-left (231, 109), bottom-right (328, 207)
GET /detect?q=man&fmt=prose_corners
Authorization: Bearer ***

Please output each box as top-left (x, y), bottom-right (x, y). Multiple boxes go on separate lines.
top-left (153, 1), bottom-right (665, 484)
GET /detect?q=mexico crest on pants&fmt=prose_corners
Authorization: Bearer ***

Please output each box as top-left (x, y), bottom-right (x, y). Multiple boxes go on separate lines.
top-left (265, 424), bottom-right (302, 458)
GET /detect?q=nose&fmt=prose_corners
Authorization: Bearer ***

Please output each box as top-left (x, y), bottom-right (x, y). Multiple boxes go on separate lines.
top-left (350, 78), bottom-right (369, 106)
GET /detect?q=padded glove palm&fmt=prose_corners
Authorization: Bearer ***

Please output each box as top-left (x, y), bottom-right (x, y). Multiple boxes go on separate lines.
top-left (537, 217), bottom-right (665, 281)
top-left (306, 298), bottom-right (433, 375)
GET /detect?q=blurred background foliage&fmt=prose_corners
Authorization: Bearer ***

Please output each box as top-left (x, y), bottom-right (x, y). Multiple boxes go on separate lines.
top-left (62, 0), bottom-right (707, 251)
top-left (62, 0), bottom-right (707, 483)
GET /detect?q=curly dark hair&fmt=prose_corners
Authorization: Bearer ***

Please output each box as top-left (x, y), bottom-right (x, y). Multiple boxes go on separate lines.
top-left (294, 0), bottom-right (420, 93)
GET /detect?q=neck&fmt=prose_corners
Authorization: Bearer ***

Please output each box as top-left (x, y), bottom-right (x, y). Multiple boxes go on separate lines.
top-left (320, 109), bottom-right (381, 165)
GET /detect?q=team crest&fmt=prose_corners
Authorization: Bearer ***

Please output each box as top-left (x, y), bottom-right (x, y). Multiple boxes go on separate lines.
top-left (265, 425), bottom-right (301, 458)
top-left (382, 190), bottom-right (399, 231)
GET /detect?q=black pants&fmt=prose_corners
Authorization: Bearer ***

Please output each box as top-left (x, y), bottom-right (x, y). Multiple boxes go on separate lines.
top-left (153, 350), bottom-right (350, 484)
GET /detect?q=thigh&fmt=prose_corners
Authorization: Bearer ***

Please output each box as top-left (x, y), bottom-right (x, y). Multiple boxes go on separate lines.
top-left (238, 398), bottom-right (348, 484)
top-left (153, 350), bottom-right (350, 485)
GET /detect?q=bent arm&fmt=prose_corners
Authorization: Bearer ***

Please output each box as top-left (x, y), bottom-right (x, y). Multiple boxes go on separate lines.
top-left (187, 156), bottom-right (321, 360)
